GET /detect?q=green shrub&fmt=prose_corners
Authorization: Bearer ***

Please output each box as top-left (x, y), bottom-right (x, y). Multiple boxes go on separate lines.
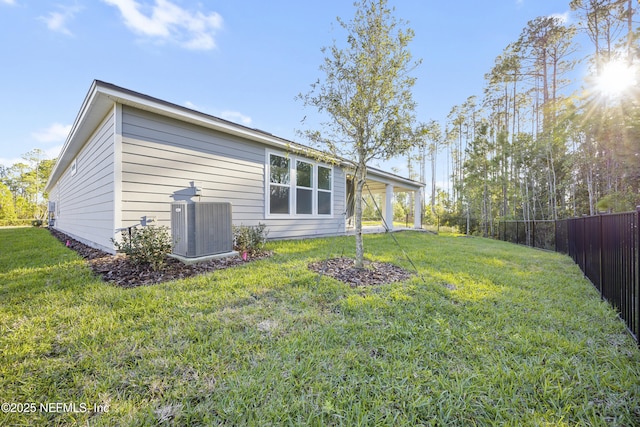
top-left (233, 223), bottom-right (269, 255)
top-left (113, 225), bottom-right (173, 270)
top-left (596, 191), bottom-right (638, 213)
top-left (31, 219), bottom-right (43, 227)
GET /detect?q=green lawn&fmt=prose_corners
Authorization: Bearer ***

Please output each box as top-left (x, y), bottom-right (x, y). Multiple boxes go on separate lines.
top-left (1, 228), bottom-right (639, 426)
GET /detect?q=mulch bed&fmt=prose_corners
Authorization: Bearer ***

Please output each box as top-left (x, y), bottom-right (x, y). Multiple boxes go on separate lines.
top-left (49, 229), bottom-right (413, 288)
top-left (308, 257), bottom-right (414, 287)
top-left (49, 228), bottom-right (270, 288)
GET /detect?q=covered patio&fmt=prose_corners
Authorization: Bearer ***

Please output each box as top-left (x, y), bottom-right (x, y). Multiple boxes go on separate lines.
top-left (345, 168), bottom-right (424, 232)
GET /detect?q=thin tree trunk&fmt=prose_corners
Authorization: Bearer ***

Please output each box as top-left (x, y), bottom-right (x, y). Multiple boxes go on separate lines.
top-left (354, 164), bottom-right (366, 269)
top-left (431, 146), bottom-right (437, 214)
top-left (628, 0), bottom-right (634, 65)
top-left (587, 165), bottom-right (595, 215)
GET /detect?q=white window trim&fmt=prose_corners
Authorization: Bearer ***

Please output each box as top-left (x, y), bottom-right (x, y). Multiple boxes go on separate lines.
top-left (265, 150), bottom-right (334, 219)
top-left (316, 165), bottom-right (333, 215)
top-left (295, 159), bottom-right (314, 215)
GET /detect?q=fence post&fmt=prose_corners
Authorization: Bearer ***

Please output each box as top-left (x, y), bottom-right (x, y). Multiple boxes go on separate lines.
top-left (532, 221), bottom-right (536, 248)
top-left (636, 206), bottom-right (640, 340)
top-left (581, 215), bottom-right (588, 272)
top-left (599, 213), bottom-right (603, 294)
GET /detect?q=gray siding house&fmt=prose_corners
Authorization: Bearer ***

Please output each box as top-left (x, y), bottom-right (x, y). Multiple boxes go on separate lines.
top-left (45, 81), bottom-right (424, 254)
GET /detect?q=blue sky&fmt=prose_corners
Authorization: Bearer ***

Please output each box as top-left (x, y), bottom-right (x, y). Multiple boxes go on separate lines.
top-left (0, 0), bottom-right (576, 176)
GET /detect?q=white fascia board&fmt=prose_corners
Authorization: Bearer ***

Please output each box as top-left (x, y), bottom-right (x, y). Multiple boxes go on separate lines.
top-left (366, 167), bottom-right (425, 191)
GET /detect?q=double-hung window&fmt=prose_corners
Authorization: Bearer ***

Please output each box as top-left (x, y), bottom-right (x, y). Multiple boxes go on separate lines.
top-left (267, 152), bottom-right (332, 217)
top-left (296, 160), bottom-right (313, 214)
top-left (269, 154), bottom-right (290, 214)
top-left (317, 166), bottom-right (332, 215)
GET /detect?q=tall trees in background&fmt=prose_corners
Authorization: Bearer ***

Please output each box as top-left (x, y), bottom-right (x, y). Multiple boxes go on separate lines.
top-left (519, 16), bottom-right (577, 220)
top-left (415, 119), bottom-right (442, 215)
top-left (0, 149), bottom-right (55, 223)
top-left (571, 0), bottom-right (640, 213)
top-left (415, 0), bottom-right (639, 233)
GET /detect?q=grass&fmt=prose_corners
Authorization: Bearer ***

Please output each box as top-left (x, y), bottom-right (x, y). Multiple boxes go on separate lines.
top-left (361, 220), bottom-right (458, 234)
top-left (1, 228), bottom-right (639, 426)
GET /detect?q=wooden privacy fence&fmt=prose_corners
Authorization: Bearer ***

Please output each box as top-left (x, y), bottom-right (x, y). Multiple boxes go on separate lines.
top-left (498, 209), bottom-right (640, 343)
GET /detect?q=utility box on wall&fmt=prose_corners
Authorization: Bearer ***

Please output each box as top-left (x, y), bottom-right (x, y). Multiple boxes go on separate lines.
top-left (171, 202), bottom-right (233, 258)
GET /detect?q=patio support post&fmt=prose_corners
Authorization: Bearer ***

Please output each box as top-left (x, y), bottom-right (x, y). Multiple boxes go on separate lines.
top-left (414, 187), bottom-right (423, 229)
top-left (385, 184), bottom-right (394, 231)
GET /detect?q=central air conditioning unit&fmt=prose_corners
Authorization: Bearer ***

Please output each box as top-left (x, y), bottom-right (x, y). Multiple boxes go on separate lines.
top-left (171, 202), bottom-right (233, 258)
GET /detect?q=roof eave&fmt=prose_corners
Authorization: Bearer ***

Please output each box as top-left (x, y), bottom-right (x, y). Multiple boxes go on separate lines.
top-left (45, 80), bottom-right (425, 193)
top-left (45, 80), bottom-right (108, 192)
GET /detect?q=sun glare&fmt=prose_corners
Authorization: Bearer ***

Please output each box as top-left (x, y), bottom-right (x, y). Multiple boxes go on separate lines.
top-left (595, 60), bottom-right (637, 98)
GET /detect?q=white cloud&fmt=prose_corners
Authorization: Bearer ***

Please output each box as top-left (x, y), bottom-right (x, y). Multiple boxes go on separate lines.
top-left (0, 156), bottom-right (22, 168)
top-left (1, 0), bottom-right (16, 5)
top-left (0, 146), bottom-right (61, 168)
top-left (103, 0), bottom-right (223, 50)
top-left (183, 101), bottom-right (198, 110)
top-left (44, 145), bottom-right (63, 160)
top-left (183, 102), bottom-right (252, 125)
top-left (38, 4), bottom-right (82, 36)
top-left (220, 111), bottom-right (252, 125)
top-left (551, 11), bottom-right (571, 24)
top-left (32, 123), bottom-right (72, 143)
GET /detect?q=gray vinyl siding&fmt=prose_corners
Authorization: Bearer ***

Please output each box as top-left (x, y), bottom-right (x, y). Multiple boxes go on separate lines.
top-left (265, 167), bottom-right (346, 239)
top-left (51, 112), bottom-right (115, 252)
top-left (120, 106), bottom-right (345, 240)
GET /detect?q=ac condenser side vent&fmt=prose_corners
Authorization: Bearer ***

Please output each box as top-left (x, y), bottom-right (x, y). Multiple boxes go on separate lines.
top-left (171, 202), bottom-right (233, 258)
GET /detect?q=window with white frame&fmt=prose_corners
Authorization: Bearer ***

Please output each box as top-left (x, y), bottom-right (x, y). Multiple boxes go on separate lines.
top-left (317, 165), bottom-right (332, 215)
top-left (267, 153), bottom-right (332, 216)
top-left (269, 154), bottom-right (290, 214)
top-left (296, 160), bottom-right (313, 214)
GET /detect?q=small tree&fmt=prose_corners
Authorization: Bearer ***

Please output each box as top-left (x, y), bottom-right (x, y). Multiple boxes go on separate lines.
top-left (299, 0), bottom-right (421, 268)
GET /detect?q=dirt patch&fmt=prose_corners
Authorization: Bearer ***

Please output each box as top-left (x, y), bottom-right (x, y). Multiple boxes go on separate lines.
top-left (49, 228), bottom-right (270, 288)
top-left (308, 257), bottom-right (414, 287)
